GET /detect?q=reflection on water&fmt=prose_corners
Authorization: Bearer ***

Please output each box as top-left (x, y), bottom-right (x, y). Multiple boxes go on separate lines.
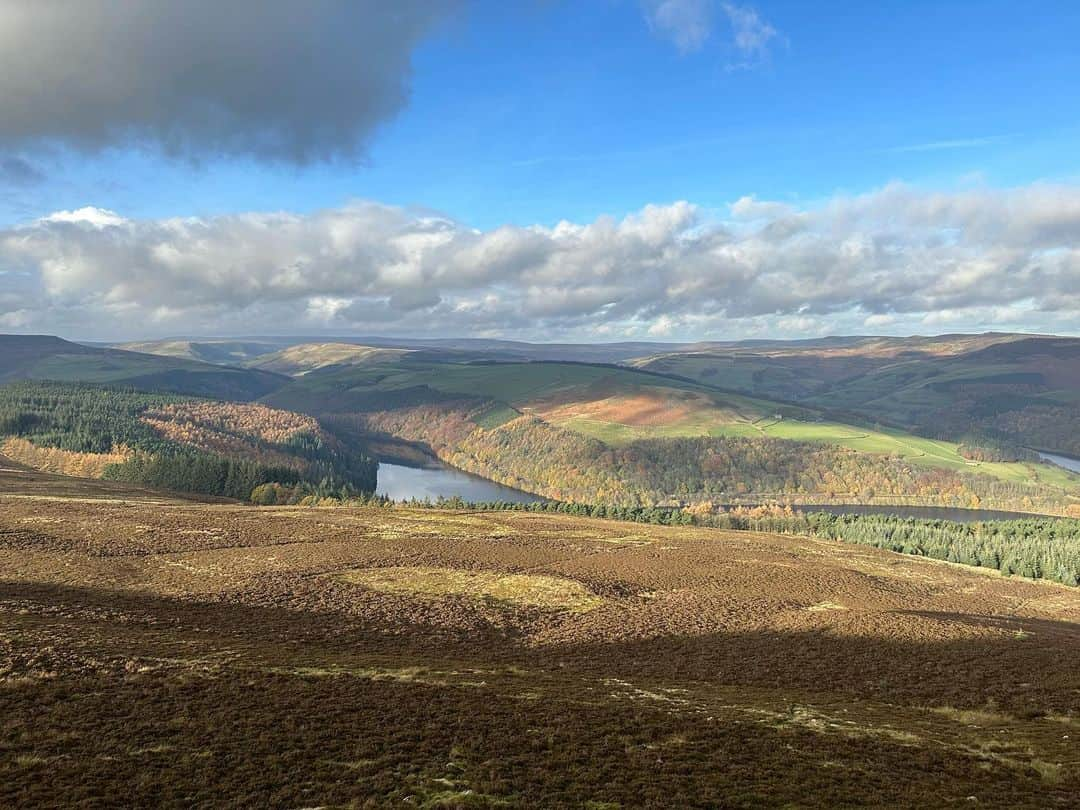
top-left (1036, 450), bottom-right (1080, 474)
top-left (375, 462), bottom-right (542, 503)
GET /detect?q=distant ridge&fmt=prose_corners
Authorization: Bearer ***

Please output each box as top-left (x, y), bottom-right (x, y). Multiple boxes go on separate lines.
top-left (102, 330), bottom-right (1057, 367)
top-left (0, 334), bottom-right (288, 400)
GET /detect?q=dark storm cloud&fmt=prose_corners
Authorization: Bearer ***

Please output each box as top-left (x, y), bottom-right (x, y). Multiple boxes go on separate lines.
top-left (0, 0), bottom-right (456, 162)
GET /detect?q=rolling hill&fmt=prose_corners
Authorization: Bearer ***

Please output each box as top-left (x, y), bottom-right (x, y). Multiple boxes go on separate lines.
top-left (630, 333), bottom-right (1034, 402)
top-left (260, 344), bottom-right (1080, 513)
top-left (244, 342), bottom-right (414, 376)
top-left (9, 334), bottom-right (1078, 512)
top-left (0, 334), bottom-right (288, 401)
top-left (633, 333), bottom-right (1080, 458)
top-left (113, 339), bottom-right (284, 365)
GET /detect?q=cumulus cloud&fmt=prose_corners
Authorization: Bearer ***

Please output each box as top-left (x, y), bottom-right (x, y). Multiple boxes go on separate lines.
top-left (643, 1), bottom-right (779, 61)
top-left (0, 0), bottom-right (455, 162)
top-left (2, 183), bottom-right (1079, 340)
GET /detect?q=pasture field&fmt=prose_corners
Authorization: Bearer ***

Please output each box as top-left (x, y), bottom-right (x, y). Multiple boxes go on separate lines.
top-left (547, 402), bottom-right (1080, 492)
top-left (1, 462), bottom-right (1078, 807)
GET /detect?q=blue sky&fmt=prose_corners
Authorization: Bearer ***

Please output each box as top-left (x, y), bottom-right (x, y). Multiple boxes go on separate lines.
top-left (6, 1), bottom-right (1080, 228)
top-left (1, 1), bottom-right (1079, 340)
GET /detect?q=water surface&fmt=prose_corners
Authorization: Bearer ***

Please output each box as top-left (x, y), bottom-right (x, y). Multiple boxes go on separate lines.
top-left (375, 459), bottom-right (1052, 519)
top-left (1036, 450), bottom-right (1080, 474)
top-left (376, 461), bottom-right (542, 503)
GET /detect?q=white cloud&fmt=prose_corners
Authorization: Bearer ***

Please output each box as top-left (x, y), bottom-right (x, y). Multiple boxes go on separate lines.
top-left (730, 195), bottom-right (795, 220)
top-left (643, 1), bottom-right (779, 60)
top-left (721, 2), bottom-right (778, 60)
top-left (642, 0), bottom-right (714, 54)
top-left (647, 314), bottom-right (677, 336)
top-left (40, 207), bottom-right (128, 229)
top-left (863, 313), bottom-right (897, 328)
top-left (2, 182), bottom-right (1080, 340)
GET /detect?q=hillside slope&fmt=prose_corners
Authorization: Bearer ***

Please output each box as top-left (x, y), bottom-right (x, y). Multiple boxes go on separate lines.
top-left (0, 380), bottom-right (377, 499)
top-left (113, 339), bottom-right (283, 365)
top-left (2, 479), bottom-right (1078, 807)
top-left (262, 347), bottom-right (1080, 512)
top-left (633, 334), bottom-right (1080, 458)
top-left (244, 342), bottom-right (414, 376)
top-left (807, 337), bottom-right (1080, 453)
top-left (0, 334), bottom-right (288, 400)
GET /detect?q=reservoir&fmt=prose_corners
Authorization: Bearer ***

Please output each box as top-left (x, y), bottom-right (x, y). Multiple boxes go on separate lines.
top-left (374, 459), bottom-right (1050, 520)
top-left (1036, 450), bottom-right (1080, 474)
top-left (375, 461), bottom-right (543, 503)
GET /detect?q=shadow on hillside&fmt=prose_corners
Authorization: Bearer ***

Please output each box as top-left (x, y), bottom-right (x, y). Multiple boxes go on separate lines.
top-left (3, 583), bottom-right (1079, 809)
top-left (3, 580), bottom-right (1079, 715)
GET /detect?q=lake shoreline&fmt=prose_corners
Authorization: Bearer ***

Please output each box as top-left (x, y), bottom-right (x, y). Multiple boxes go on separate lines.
top-left (373, 455), bottom-right (1060, 521)
top-left (1034, 449), bottom-right (1080, 474)
top-left (375, 460), bottom-right (544, 504)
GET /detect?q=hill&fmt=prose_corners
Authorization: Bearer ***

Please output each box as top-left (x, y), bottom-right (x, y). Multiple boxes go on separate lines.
top-left (631, 332), bottom-right (1033, 401)
top-left (807, 337), bottom-right (1080, 453)
top-left (632, 334), bottom-right (1080, 457)
top-left (2, 473), bottom-right (1078, 807)
top-left (114, 335), bottom-right (692, 364)
top-left (0, 334), bottom-right (288, 400)
top-left (113, 339), bottom-right (283, 365)
top-left (0, 381), bottom-right (377, 499)
top-left (261, 347), bottom-right (1080, 513)
top-left (244, 342), bottom-right (414, 376)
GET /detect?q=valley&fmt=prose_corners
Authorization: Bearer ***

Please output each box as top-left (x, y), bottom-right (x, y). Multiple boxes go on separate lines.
top-left (7, 9), bottom-right (1077, 807)
top-left (2, 335), bottom-right (1079, 808)
top-left (4, 333), bottom-right (1080, 517)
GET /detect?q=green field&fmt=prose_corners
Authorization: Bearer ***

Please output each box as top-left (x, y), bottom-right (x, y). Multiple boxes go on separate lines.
top-left (548, 414), bottom-right (762, 444)
top-left (552, 412), bottom-right (1080, 491)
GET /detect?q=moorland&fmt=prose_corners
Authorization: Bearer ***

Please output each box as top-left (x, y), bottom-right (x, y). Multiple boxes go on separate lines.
top-left (1, 461), bottom-right (1078, 808)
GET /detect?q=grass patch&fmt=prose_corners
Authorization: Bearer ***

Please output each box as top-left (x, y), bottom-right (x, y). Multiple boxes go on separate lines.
top-left (931, 706), bottom-right (1013, 726)
top-left (340, 566), bottom-right (604, 613)
top-left (555, 407), bottom-right (1080, 491)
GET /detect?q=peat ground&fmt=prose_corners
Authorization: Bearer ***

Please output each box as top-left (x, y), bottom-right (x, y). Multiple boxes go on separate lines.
top-left (1, 463), bottom-right (1078, 807)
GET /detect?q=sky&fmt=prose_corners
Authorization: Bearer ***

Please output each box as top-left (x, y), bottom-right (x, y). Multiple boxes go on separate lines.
top-left (0, 0), bottom-right (1079, 342)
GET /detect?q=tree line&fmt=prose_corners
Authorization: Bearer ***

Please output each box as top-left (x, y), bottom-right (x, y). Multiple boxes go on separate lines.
top-left (390, 497), bottom-right (1080, 587)
top-left (0, 381), bottom-right (377, 499)
top-left (355, 402), bottom-right (1079, 515)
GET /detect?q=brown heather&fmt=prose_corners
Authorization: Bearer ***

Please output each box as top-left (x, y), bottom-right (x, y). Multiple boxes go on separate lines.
top-left (0, 461), bottom-right (1078, 808)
